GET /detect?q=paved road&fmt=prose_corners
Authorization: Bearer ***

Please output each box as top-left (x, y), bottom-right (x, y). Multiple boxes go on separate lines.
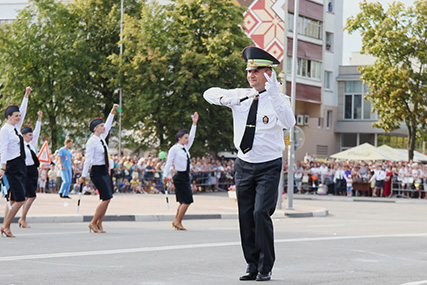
top-left (1, 197), bottom-right (427, 284)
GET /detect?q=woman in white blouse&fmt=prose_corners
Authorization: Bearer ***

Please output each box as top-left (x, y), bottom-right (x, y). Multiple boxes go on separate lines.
top-left (18, 110), bottom-right (43, 228)
top-left (79, 104), bottom-right (119, 233)
top-left (0, 86), bottom-right (32, 238)
top-left (162, 112), bottom-right (198, 231)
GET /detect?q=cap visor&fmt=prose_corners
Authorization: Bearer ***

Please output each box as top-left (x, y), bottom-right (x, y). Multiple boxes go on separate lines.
top-left (246, 66), bottom-right (271, 71)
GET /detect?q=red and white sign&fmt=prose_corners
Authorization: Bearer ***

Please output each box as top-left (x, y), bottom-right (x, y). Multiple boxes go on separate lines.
top-left (37, 141), bottom-right (50, 164)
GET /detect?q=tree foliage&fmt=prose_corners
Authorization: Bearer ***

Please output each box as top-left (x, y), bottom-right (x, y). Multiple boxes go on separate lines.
top-left (0, 0), bottom-right (87, 150)
top-left (0, 0), bottom-right (141, 150)
top-left (345, 0), bottom-right (427, 160)
top-left (112, 0), bottom-right (252, 156)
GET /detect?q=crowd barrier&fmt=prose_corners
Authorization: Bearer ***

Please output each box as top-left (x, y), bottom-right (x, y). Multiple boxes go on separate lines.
top-left (391, 177), bottom-right (427, 198)
top-left (114, 170), bottom-right (234, 194)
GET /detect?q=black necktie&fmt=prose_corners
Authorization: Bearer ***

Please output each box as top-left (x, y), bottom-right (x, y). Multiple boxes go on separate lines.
top-left (100, 139), bottom-right (109, 167)
top-left (14, 128), bottom-right (26, 161)
top-left (182, 147), bottom-right (190, 172)
top-left (239, 90), bottom-right (265, 154)
top-left (27, 144), bottom-right (40, 167)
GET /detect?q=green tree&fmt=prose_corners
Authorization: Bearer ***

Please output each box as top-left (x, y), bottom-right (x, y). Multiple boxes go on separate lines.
top-left (345, 0), bottom-right (427, 160)
top-left (113, 0), bottom-right (252, 156)
top-left (0, 0), bottom-right (142, 150)
top-left (0, 0), bottom-right (90, 150)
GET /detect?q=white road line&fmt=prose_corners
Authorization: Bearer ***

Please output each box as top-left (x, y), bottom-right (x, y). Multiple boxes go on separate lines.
top-left (401, 281), bottom-right (427, 285)
top-left (1, 233), bottom-right (426, 262)
top-left (11, 231), bottom-right (88, 236)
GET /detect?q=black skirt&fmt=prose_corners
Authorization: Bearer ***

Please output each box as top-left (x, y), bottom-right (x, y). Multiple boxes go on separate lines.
top-left (25, 165), bottom-right (38, 198)
top-left (173, 171), bottom-right (193, 204)
top-left (90, 165), bottom-right (113, 201)
top-left (6, 157), bottom-right (27, 202)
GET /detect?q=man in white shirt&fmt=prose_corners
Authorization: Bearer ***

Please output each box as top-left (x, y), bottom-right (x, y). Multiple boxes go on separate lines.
top-left (203, 46), bottom-right (295, 281)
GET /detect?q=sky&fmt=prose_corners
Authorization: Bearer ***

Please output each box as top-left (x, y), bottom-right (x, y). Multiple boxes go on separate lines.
top-left (342, 0), bottom-right (416, 65)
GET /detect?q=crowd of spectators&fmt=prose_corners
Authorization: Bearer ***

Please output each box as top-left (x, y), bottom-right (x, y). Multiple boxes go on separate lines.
top-left (34, 148), bottom-right (427, 200)
top-left (37, 149), bottom-right (236, 196)
top-left (286, 152), bottom-right (427, 199)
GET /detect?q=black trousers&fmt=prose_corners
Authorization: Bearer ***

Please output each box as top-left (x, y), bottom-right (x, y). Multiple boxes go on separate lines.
top-left (235, 157), bottom-right (282, 274)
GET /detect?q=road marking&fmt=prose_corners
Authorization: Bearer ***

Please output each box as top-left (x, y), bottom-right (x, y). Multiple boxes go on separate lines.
top-left (12, 231), bottom-right (88, 236)
top-left (1, 233), bottom-right (426, 262)
top-left (401, 281), bottom-right (427, 285)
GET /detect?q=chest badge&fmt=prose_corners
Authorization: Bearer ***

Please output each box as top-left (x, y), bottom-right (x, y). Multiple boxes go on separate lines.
top-left (262, 116), bottom-right (269, 124)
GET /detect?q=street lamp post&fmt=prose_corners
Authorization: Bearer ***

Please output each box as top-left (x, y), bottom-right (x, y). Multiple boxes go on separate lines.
top-left (287, 0), bottom-right (300, 210)
top-left (118, 0), bottom-right (124, 157)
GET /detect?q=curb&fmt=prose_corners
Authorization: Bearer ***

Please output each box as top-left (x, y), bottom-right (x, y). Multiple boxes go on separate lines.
top-left (0, 213), bottom-right (240, 224)
top-left (279, 209), bottom-right (329, 218)
top-left (0, 210), bottom-right (328, 223)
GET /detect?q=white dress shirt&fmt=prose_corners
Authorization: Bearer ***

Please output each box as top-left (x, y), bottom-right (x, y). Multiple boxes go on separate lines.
top-left (333, 169), bottom-right (346, 182)
top-left (203, 87), bottom-right (295, 163)
top-left (370, 169), bottom-right (386, 182)
top-left (81, 113), bottom-right (114, 178)
top-left (24, 121), bottom-right (41, 166)
top-left (163, 124), bottom-right (196, 178)
top-left (0, 96), bottom-right (28, 164)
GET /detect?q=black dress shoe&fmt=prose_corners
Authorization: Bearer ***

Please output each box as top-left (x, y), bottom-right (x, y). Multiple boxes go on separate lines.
top-left (239, 272), bottom-right (257, 281)
top-left (256, 272), bottom-right (271, 281)
top-left (59, 193), bottom-right (63, 198)
top-left (62, 196), bottom-right (71, 199)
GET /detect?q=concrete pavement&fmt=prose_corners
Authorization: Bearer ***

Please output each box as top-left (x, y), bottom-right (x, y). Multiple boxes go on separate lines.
top-left (4, 191), bottom-right (424, 224)
top-left (0, 191), bottom-right (330, 224)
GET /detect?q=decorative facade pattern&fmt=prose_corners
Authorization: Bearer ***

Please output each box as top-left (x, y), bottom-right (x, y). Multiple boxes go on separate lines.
top-left (242, 0), bottom-right (285, 61)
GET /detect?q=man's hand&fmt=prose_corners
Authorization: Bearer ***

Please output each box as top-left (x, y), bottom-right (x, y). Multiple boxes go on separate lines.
top-left (37, 111), bottom-right (43, 120)
top-left (264, 69), bottom-right (280, 95)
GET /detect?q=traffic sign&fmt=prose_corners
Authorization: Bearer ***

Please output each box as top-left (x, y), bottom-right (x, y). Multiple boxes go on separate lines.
top-left (283, 126), bottom-right (305, 150)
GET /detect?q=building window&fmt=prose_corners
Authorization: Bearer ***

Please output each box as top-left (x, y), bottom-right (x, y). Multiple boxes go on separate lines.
top-left (344, 81), bottom-right (375, 120)
top-left (318, 117), bottom-right (322, 128)
top-left (342, 133), bottom-right (357, 148)
top-left (288, 13), bottom-right (323, 40)
top-left (287, 56), bottom-right (322, 80)
top-left (359, 133), bottom-right (375, 145)
top-left (326, 110), bottom-right (332, 129)
top-left (327, 1), bottom-right (334, 13)
top-left (377, 134), bottom-right (410, 149)
top-left (326, 32), bottom-right (333, 52)
top-left (324, 71), bottom-right (332, 90)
